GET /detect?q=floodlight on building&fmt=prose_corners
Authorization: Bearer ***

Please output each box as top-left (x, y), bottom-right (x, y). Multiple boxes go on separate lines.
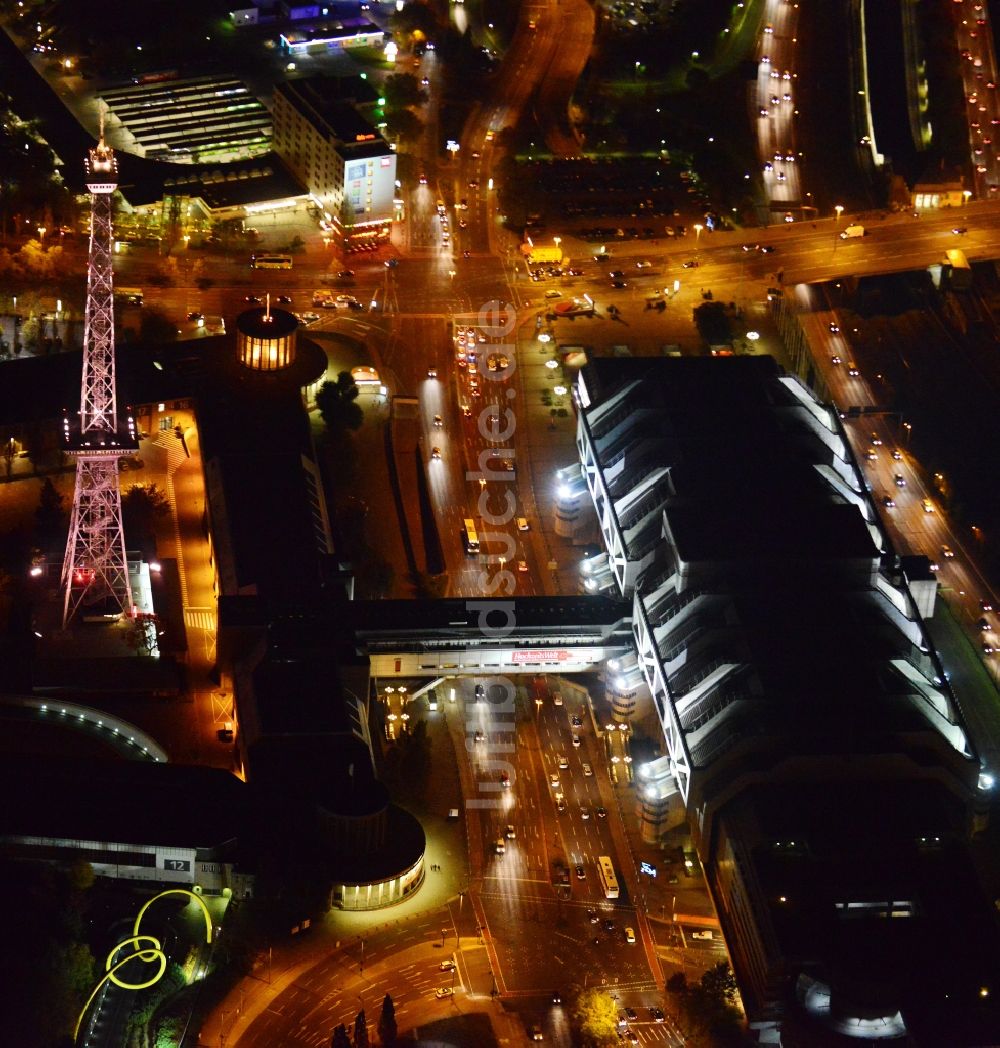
top-left (384, 41), bottom-right (398, 61)
top-left (558, 483), bottom-right (571, 499)
top-left (539, 333), bottom-right (552, 344)
top-left (979, 771), bottom-right (995, 791)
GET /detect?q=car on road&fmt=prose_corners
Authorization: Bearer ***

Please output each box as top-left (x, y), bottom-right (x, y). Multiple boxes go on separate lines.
top-left (544, 290), bottom-right (562, 299)
top-left (419, 173), bottom-right (428, 184)
top-left (474, 730), bottom-right (485, 743)
top-left (830, 355), bottom-right (842, 366)
top-left (610, 279), bottom-right (628, 289)
top-left (552, 990), bottom-right (562, 1004)
top-left (981, 599), bottom-right (995, 613)
top-left (624, 1007), bottom-right (637, 1022)
top-left (337, 270), bottom-right (355, 279)
top-left (517, 517), bottom-right (530, 531)
top-left (435, 987), bottom-right (454, 999)
top-left (760, 245), bottom-right (776, 253)
top-left (556, 796), bottom-right (567, 813)
top-left (847, 362), bottom-right (859, 376)
top-left (433, 414), bottom-right (443, 427)
top-left (587, 908), bottom-right (599, 923)
top-left (922, 498), bottom-right (935, 513)
top-left (576, 864), bottom-right (586, 880)
top-left (881, 494), bottom-right (895, 508)
top-left (580, 807), bottom-right (590, 820)
top-left (529, 1026), bottom-right (543, 1041)
top-left (681, 260), bottom-right (699, 268)
top-left (571, 714), bottom-right (582, 727)
top-left (952, 226), bottom-right (967, 235)
top-left (894, 474), bottom-right (906, 487)
top-left (942, 544), bottom-right (955, 559)
top-left (567, 267), bottom-right (584, 276)
top-left (635, 260), bottom-right (652, 269)
top-left (244, 294), bottom-right (261, 303)
top-left (891, 447), bottom-right (902, 460)
top-left (517, 560), bottom-right (528, 573)
top-left (572, 735), bottom-right (581, 748)
top-left (625, 927), bottom-right (636, 943)
top-left (691, 930), bottom-right (714, 940)
top-left (500, 772), bottom-right (511, 789)
top-left (609, 270), bottom-right (625, 279)
top-left (440, 959), bottom-right (456, 971)
top-left (298, 312), bottom-right (320, 324)
top-left (582, 762), bottom-right (593, 776)
top-left (186, 311), bottom-right (204, 321)
top-left (427, 367), bottom-right (438, 378)
top-left (431, 447), bottom-right (441, 460)
top-left (649, 1007), bottom-right (665, 1022)
top-left (557, 755), bottom-right (569, 769)
top-left (596, 806), bottom-right (607, 817)
top-left (828, 321), bottom-right (840, 333)
top-left (624, 1030), bottom-right (638, 1044)
top-left (604, 919), bottom-right (616, 933)
top-left (870, 431), bottom-right (883, 446)
top-left (505, 824), bottom-right (516, 839)
top-left (550, 773), bottom-right (560, 789)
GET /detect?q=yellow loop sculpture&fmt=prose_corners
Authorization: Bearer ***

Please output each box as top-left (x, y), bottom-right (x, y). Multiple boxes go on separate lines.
top-left (75, 888), bottom-right (213, 1042)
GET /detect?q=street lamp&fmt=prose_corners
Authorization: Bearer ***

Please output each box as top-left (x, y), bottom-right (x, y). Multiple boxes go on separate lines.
top-left (964, 190), bottom-right (972, 206)
top-left (834, 204), bottom-right (844, 225)
top-left (903, 422), bottom-right (912, 445)
top-left (693, 223), bottom-right (703, 245)
top-left (545, 358), bottom-right (559, 369)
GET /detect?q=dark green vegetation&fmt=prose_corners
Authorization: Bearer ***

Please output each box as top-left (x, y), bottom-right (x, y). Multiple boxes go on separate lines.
top-left (0, 856), bottom-right (96, 1048)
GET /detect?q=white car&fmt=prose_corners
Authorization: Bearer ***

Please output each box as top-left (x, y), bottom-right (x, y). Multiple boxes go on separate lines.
top-left (435, 987), bottom-right (455, 999)
top-left (572, 735), bottom-right (581, 748)
top-left (557, 755), bottom-right (569, 769)
top-left (440, 959), bottom-right (456, 972)
top-left (582, 762), bottom-right (593, 777)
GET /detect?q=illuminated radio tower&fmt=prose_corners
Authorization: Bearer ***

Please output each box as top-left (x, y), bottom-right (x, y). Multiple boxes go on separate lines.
top-left (60, 122), bottom-right (137, 626)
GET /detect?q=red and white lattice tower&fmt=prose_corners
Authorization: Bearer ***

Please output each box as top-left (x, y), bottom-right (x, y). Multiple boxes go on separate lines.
top-left (60, 124), bottom-right (137, 626)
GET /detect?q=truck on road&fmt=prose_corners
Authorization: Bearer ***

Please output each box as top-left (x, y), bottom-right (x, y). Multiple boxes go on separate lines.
top-left (839, 224), bottom-right (865, 240)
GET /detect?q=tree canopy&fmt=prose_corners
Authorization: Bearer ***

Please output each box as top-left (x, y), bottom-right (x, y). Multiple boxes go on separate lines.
top-left (572, 986), bottom-right (619, 1045)
top-left (316, 371), bottom-right (364, 435)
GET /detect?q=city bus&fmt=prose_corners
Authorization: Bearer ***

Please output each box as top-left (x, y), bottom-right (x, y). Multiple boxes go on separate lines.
top-left (597, 855), bottom-right (620, 899)
top-left (114, 287), bottom-right (144, 306)
top-left (251, 253), bottom-right (293, 270)
top-left (462, 518), bottom-right (480, 555)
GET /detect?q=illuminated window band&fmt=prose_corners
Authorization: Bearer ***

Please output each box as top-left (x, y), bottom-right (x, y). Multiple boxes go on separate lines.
top-left (75, 888), bottom-right (213, 1041)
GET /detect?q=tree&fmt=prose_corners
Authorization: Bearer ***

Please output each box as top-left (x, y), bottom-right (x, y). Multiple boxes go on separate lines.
top-left (330, 1023), bottom-right (351, 1048)
top-left (701, 961), bottom-right (738, 1004)
top-left (354, 1009), bottom-right (369, 1048)
top-left (121, 483), bottom-right (170, 548)
top-left (572, 986), bottom-right (619, 1046)
top-left (377, 993), bottom-right (397, 1046)
top-left (35, 477), bottom-right (67, 549)
top-left (2, 432), bottom-right (15, 478)
top-left (383, 73), bottom-right (426, 109)
top-left (384, 109), bottom-right (424, 143)
top-left (316, 372), bottom-right (364, 435)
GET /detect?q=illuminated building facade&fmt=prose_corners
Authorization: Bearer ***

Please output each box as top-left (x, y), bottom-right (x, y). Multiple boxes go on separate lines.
top-left (272, 76), bottom-right (396, 250)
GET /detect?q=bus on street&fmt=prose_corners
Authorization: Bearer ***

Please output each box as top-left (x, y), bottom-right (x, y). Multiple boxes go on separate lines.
top-left (114, 287), bottom-right (144, 306)
top-left (251, 253), bottom-right (293, 270)
top-left (597, 855), bottom-right (620, 899)
top-left (463, 518), bottom-right (480, 555)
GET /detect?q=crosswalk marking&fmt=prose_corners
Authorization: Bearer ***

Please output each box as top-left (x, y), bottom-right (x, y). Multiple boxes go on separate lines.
top-left (184, 608), bottom-right (216, 632)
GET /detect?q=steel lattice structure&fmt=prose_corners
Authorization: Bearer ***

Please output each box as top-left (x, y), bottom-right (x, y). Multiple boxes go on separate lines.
top-left (61, 128), bottom-right (137, 627)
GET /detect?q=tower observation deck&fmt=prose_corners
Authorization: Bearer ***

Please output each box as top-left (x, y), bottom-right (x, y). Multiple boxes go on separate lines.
top-left (60, 128), bottom-right (137, 626)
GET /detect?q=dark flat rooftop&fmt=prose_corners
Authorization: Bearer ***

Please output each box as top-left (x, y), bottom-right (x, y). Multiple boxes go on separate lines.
top-left (0, 755), bottom-right (248, 852)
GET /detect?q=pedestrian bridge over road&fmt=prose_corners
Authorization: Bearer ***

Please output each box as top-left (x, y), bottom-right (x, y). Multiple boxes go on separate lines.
top-left (351, 596), bottom-right (632, 677)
